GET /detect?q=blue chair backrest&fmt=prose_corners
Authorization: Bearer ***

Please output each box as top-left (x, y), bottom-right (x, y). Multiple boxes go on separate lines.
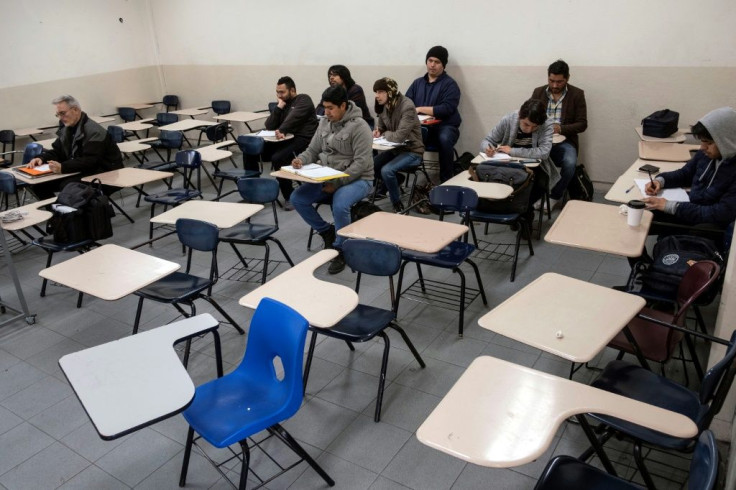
top-left (107, 125), bottom-right (125, 143)
top-left (237, 177), bottom-right (278, 204)
top-left (343, 239), bottom-right (402, 277)
top-left (156, 112), bottom-right (178, 125)
top-left (237, 135), bottom-right (265, 156)
top-left (238, 297), bottom-right (309, 417)
top-left (159, 130), bottom-right (184, 149)
top-left (429, 185), bottom-right (478, 212)
top-left (162, 94), bottom-right (179, 108)
top-left (118, 107), bottom-right (137, 122)
top-left (689, 430), bottom-right (719, 490)
top-left (22, 143), bottom-right (43, 164)
top-left (268, 102), bottom-right (278, 113)
top-left (175, 149), bottom-right (202, 169)
top-left (211, 100), bottom-right (231, 115)
top-left (0, 173), bottom-right (17, 193)
top-left (0, 129), bottom-right (15, 144)
top-left (176, 218), bottom-right (218, 252)
top-left (699, 329), bottom-right (736, 407)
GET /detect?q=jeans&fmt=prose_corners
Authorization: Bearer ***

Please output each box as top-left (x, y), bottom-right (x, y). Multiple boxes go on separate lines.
top-left (373, 151), bottom-right (422, 204)
top-left (549, 141), bottom-right (578, 200)
top-left (426, 125), bottom-right (460, 183)
top-left (291, 178), bottom-right (372, 248)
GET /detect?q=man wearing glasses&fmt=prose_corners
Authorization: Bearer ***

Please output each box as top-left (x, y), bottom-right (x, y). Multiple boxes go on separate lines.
top-left (27, 95), bottom-right (122, 198)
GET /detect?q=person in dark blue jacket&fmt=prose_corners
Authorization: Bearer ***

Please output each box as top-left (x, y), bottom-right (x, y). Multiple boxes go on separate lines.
top-left (406, 46), bottom-right (461, 183)
top-left (643, 107), bottom-right (736, 233)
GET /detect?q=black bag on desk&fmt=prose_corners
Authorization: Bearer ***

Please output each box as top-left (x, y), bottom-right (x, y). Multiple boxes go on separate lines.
top-left (567, 164), bottom-right (595, 201)
top-left (474, 162), bottom-right (534, 214)
top-left (641, 109), bottom-right (679, 138)
top-left (47, 179), bottom-right (115, 243)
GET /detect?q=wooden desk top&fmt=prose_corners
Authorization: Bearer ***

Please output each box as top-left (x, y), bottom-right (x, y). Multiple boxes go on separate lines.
top-left (39, 244), bottom-right (180, 301)
top-left (170, 107), bottom-right (210, 117)
top-left (639, 141), bottom-right (699, 162)
top-left (158, 119), bottom-right (216, 132)
top-left (604, 158), bottom-right (685, 204)
top-left (441, 171), bottom-right (513, 200)
top-left (82, 167), bottom-right (174, 188)
top-left (478, 273), bottom-right (646, 362)
top-left (545, 200), bottom-right (653, 257)
top-left (239, 250), bottom-right (359, 329)
top-left (417, 356), bottom-right (698, 467)
top-left (0, 197), bottom-right (56, 231)
top-left (117, 137), bottom-right (159, 154)
top-left (635, 126), bottom-right (687, 143)
top-left (214, 111), bottom-right (268, 123)
top-left (1, 167), bottom-right (79, 185)
top-left (59, 313), bottom-right (218, 440)
top-left (117, 119), bottom-right (154, 131)
top-left (338, 211), bottom-right (468, 254)
top-left (149, 200), bottom-right (263, 229)
top-left (196, 141), bottom-right (237, 162)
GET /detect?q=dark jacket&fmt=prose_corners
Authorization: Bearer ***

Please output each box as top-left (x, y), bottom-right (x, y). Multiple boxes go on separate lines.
top-left (660, 151), bottom-right (736, 226)
top-left (406, 71), bottom-right (462, 128)
top-left (41, 112), bottom-right (122, 176)
top-left (531, 84), bottom-right (587, 151)
top-left (265, 94), bottom-right (318, 140)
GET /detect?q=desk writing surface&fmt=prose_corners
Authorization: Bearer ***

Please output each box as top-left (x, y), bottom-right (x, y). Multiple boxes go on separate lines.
top-left (214, 111), bottom-right (268, 123)
top-left (150, 200), bottom-right (263, 229)
top-left (59, 313), bottom-right (218, 439)
top-left (639, 141), bottom-right (699, 162)
top-left (0, 198), bottom-right (56, 231)
top-left (196, 142), bottom-right (235, 162)
top-left (120, 103), bottom-right (155, 110)
top-left (635, 126), bottom-right (687, 143)
top-left (117, 137), bottom-right (158, 154)
top-left (478, 273), bottom-right (645, 362)
top-left (416, 356), bottom-right (698, 468)
top-left (90, 115), bottom-right (116, 124)
top-left (1, 167), bottom-right (79, 185)
top-left (545, 200), bottom-right (653, 257)
top-left (270, 169), bottom-right (328, 184)
top-left (36, 138), bottom-right (55, 150)
top-left (117, 119), bottom-right (154, 131)
top-left (469, 154), bottom-right (540, 168)
top-left (158, 119), bottom-right (216, 132)
top-left (441, 171), bottom-right (513, 200)
top-left (170, 107), bottom-right (210, 117)
top-left (604, 159), bottom-right (685, 203)
top-left (38, 244), bottom-right (180, 301)
top-left (338, 211), bottom-right (468, 254)
top-left (82, 167), bottom-right (174, 188)
top-left (239, 250), bottom-right (359, 329)
top-left (14, 127), bottom-right (46, 137)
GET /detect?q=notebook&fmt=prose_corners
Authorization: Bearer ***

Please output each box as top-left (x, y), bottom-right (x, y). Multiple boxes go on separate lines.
top-left (13, 164), bottom-right (54, 178)
top-left (280, 164), bottom-right (349, 182)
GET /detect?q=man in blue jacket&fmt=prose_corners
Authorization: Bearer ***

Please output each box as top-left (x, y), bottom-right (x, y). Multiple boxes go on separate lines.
top-left (406, 46), bottom-right (461, 183)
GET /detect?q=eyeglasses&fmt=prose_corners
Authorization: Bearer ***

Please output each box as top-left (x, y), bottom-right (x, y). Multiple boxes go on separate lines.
top-left (55, 108), bottom-right (76, 118)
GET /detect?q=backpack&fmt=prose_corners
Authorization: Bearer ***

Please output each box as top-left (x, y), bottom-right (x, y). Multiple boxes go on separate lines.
top-left (351, 200), bottom-right (381, 222)
top-left (473, 162), bottom-right (534, 214)
top-left (453, 151), bottom-right (476, 175)
top-left (567, 164), bottom-right (594, 202)
top-left (410, 182), bottom-right (435, 215)
top-left (641, 109), bottom-right (679, 138)
top-left (47, 179), bottom-right (115, 243)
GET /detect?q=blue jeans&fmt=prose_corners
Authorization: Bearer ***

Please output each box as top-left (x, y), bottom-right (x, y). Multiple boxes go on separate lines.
top-left (426, 125), bottom-right (460, 183)
top-left (374, 151), bottom-right (422, 204)
top-left (291, 178), bottom-right (372, 248)
top-left (549, 141), bottom-right (578, 200)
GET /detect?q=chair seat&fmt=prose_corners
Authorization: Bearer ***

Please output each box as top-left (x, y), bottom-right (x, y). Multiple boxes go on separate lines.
top-left (321, 304), bottom-right (395, 342)
top-left (535, 455), bottom-right (637, 490)
top-left (213, 169), bottom-right (261, 181)
top-left (402, 240), bottom-right (475, 268)
top-left (183, 368), bottom-right (295, 448)
top-left (135, 272), bottom-right (212, 302)
top-left (32, 236), bottom-right (95, 252)
top-left (219, 223), bottom-right (278, 242)
top-left (470, 210), bottom-right (521, 223)
top-left (145, 189), bottom-right (201, 205)
top-left (589, 360), bottom-right (703, 450)
top-left (608, 307), bottom-right (683, 363)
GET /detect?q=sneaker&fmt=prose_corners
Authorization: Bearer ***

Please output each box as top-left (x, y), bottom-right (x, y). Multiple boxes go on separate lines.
top-left (283, 200), bottom-right (294, 211)
top-left (319, 225), bottom-right (336, 249)
top-left (328, 253), bottom-right (345, 274)
top-left (392, 201), bottom-right (405, 213)
top-left (533, 199), bottom-right (544, 211)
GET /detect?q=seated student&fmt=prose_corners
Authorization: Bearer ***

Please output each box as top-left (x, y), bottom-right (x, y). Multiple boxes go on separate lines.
top-left (27, 95), bottom-right (122, 199)
top-left (643, 106), bottom-right (736, 237)
top-left (480, 98), bottom-right (560, 210)
top-left (316, 65), bottom-right (374, 127)
top-left (291, 85), bottom-right (374, 274)
top-left (372, 77), bottom-right (424, 213)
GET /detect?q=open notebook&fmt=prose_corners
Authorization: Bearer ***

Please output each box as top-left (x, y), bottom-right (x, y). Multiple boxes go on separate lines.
top-left (280, 164), bottom-right (349, 182)
top-left (13, 164), bottom-right (53, 178)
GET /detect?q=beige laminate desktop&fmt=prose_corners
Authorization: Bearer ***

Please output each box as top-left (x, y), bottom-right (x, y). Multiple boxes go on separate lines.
top-left (604, 158), bottom-right (685, 204)
top-left (441, 171), bottom-right (513, 200)
top-left (639, 141), bottom-right (699, 162)
top-left (635, 126), bottom-right (688, 143)
top-left (149, 200), bottom-right (263, 229)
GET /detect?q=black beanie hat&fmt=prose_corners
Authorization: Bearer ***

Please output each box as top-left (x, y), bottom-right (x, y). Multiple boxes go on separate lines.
top-left (426, 46), bottom-right (448, 67)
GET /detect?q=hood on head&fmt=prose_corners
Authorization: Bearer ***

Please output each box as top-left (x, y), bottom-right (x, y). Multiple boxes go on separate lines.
top-left (699, 107), bottom-right (736, 160)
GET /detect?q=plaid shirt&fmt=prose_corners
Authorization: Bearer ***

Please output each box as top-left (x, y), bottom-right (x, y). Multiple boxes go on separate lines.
top-left (545, 86), bottom-right (567, 124)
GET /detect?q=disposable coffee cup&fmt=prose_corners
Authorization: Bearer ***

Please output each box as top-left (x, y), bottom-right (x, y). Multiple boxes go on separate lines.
top-left (627, 200), bottom-right (645, 227)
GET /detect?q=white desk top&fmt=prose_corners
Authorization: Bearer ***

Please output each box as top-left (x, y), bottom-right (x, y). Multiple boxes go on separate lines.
top-left (544, 200), bottom-right (653, 257)
top-left (117, 137), bottom-right (159, 154)
top-left (417, 356), bottom-right (698, 467)
top-left (150, 200), bottom-right (263, 228)
top-left (39, 244), bottom-right (180, 301)
top-left (338, 211), bottom-right (469, 254)
top-left (196, 141), bottom-right (237, 162)
top-left (36, 138), bottom-right (55, 150)
top-left (635, 126), bottom-right (688, 143)
top-left (470, 155), bottom-right (540, 168)
top-left (239, 250), bottom-right (358, 329)
top-left (441, 171), bottom-right (513, 200)
top-left (0, 197), bottom-right (56, 231)
top-left (270, 169), bottom-right (328, 184)
top-left (158, 119), bottom-right (216, 132)
top-left (639, 141), bottom-right (699, 162)
top-left (1, 166), bottom-right (79, 185)
top-left (90, 115), bottom-right (116, 124)
top-left (170, 107), bottom-right (210, 117)
top-left (59, 313), bottom-right (219, 440)
top-left (82, 167), bottom-right (174, 188)
top-left (14, 127), bottom-right (47, 137)
top-left (258, 133), bottom-right (294, 143)
top-left (604, 158), bottom-right (685, 204)
top-left (478, 273), bottom-right (646, 362)
top-left (117, 119), bottom-right (154, 131)
top-left (214, 111), bottom-right (268, 123)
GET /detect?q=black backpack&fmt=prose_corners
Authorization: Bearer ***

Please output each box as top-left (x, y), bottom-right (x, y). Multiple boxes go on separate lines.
top-left (567, 164), bottom-right (594, 202)
top-left (47, 179), bottom-right (115, 243)
top-left (641, 109), bottom-right (679, 138)
top-left (473, 162), bottom-right (534, 214)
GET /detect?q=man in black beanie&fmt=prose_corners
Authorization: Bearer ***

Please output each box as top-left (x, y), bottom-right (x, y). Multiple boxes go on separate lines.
top-left (406, 45), bottom-right (462, 182)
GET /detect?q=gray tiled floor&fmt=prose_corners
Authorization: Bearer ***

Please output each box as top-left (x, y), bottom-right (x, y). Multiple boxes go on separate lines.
top-left (0, 160), bottom-right (720, 489)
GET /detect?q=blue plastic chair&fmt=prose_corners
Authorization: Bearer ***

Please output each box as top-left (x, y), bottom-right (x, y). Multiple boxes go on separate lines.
top-left (303, 239), bottom-right (426, 422)
top-left (162, 94), bottom-right (179, 112)
top-left (534, 430), bottom-right (718, 490)
top-left (144, 150), bottom-right (203, 240)
top-left (585, 329), bottom-right (736, 488)
top-left (106, 125), bottom-right (125, 144)
top-left (178, 297), bottom-right (335, 490)
top-left (218, 178), bottom-right (294, 284)
top-left (118, 106), bottom-right (137, 122)
top-left (396, 185), bottom-right (488, 337)
top-left (148, 130), bottom-right (184, 164)
top-left (0, 129), bottom-right (16, 166)
top-left (214, 135), bottom-right (263, 200)
top-left (133, 219), bottom-right (244, 347)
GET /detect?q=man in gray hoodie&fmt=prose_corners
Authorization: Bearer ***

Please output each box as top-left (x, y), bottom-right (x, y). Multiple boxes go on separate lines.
top-left (291, 85), bottom-right (374, 274)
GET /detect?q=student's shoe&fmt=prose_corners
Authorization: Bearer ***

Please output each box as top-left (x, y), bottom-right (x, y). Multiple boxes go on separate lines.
top-left (392, 201), bottom-right (405, 213)
top-left (319, 225), bottom-right (336, 249)
top-left (328, 252), bottom-right (345, 274)
top-left (533, 199), bottom-right (544, 211)
top-left (283, 200), bottom-right (294, 211)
